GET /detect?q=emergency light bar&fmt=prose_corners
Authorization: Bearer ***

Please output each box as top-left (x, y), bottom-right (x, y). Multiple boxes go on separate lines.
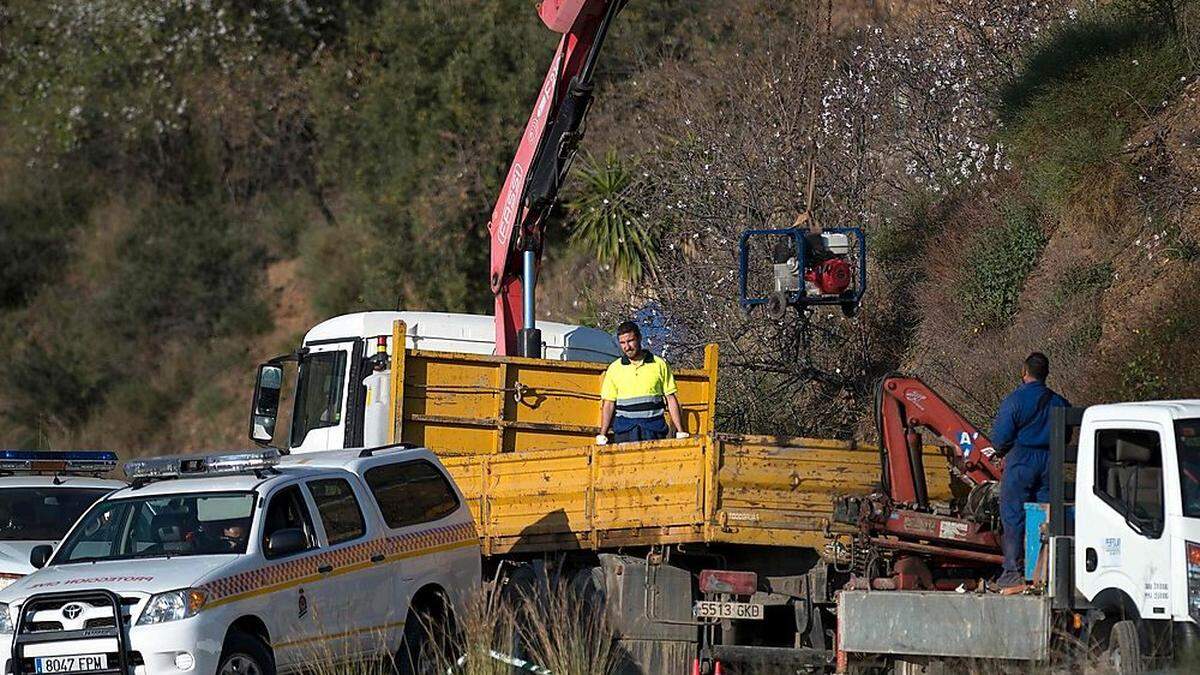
top-left (124, 449), bottom-right (281, 481)
top-left (0, 450), bottom-right (119, 475)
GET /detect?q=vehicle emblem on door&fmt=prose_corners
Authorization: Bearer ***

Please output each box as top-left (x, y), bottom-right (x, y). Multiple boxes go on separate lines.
top-left (61, 603), bottom-right (85, 620)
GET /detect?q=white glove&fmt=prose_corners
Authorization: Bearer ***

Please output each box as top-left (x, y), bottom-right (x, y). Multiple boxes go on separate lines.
top-left (675, 431), bottom-right (690, 439)
top-left (595, 434), bottom-right (609, 445)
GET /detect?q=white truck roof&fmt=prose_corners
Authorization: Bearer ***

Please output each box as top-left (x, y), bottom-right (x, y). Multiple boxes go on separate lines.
top-left (303, 311), bottom-right (621, 363)
top-left (1084, 400), bottom-right (1200, 423)
top-left (0, 475), bottom-right (124, 490)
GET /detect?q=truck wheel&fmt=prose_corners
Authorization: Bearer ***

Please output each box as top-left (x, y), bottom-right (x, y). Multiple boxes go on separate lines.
top-left (217, 630), bottom-right (275, 675)
top-left (1105, 619), bottom-right (1143, 674)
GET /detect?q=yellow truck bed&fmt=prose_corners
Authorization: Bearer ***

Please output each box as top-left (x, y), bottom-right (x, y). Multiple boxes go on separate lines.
top-left (386, 321), bottom-right (952, 556)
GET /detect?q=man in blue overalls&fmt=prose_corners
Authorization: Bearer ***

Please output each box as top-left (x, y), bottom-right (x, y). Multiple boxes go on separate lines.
top-left (991, 352), bottom-right (1070, 588)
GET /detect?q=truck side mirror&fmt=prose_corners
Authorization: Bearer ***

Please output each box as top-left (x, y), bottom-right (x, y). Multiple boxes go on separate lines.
top-left (30, 545), bottom-right (52, 569)
top-left (265, 528), bottom-right (307, 558)
top-left (250, 364), bottom-right (284, 445)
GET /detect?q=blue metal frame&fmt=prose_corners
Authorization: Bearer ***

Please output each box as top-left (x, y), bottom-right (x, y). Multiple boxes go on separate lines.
top-left (738, 226), bottom-right (867, 311)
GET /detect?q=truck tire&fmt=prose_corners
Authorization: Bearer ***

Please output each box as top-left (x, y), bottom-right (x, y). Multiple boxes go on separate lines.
top-left (217, 630), bottom-right (275, 675)
top-left (1105, 619), bottom-right (1143, 674)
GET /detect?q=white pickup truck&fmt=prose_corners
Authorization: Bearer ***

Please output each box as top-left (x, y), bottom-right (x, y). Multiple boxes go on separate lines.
top-left (0, 446), bottom-right (480, 675)
top-left (0, 452), bottom-right (123, 586)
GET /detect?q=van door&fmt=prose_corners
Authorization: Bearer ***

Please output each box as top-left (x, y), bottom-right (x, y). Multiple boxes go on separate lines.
top-left (1076, 421), bottom-right (1173, 617)
top-left (290, 339), bottom-right (365, 453)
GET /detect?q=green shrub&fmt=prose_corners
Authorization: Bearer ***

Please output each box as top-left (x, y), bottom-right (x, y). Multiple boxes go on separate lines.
top-left (101, 199), bottom-right (268, 340)
top-left (0, 191), bottom-right (86, 309)
top-left (1001, 8), bottom-right (1191, 208)
top-left (567, 151), bottom-right (656, 283)
top-left (956, 200), bottom-right (1047, 329)
top-left (1053, 262), bottom-right (1114, 306)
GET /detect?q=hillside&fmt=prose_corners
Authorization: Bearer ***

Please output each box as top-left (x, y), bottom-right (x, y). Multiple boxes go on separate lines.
top-left (0, 0), bottom-right (1196, 455)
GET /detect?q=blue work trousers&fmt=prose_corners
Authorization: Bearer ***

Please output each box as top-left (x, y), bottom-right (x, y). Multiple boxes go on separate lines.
top-left (1000, 446), bottom-right (1050, 577)
top-left (612, 415), bottom-right (668, 443)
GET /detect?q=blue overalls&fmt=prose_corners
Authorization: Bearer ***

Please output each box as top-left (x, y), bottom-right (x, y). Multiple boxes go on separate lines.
top-left (991, 380), bottom-right (1070, 580)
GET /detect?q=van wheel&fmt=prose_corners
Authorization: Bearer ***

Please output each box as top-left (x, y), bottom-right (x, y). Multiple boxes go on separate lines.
top-left (395, 610), bottom-right (441, 675)
top-left (1104, 619), bottom-right (1143, 674)
top-left (217, 630), bottom-right (275, 675)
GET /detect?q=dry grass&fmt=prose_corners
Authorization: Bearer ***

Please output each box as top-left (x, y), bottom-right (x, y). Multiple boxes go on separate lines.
top-left (296, 574), bottom-right (621, 675)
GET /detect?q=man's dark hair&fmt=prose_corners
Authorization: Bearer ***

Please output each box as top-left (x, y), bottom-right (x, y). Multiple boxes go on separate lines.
top-left (1025, 352), bottom-right (1049, 381)
top-left (616, 321), bottom-right (641, 339)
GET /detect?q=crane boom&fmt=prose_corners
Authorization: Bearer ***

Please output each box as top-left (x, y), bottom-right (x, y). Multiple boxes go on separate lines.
top-left (488, 0), bottom-right (626, 356)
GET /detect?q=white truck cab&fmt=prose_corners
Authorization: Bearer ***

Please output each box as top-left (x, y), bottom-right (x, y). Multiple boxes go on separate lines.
top-left (1073, 401), bottom-right (1200, 634)
top-left (0, 452), bottom-right (123, 586)
top-left (0, 446), bottom-right (480, 675)
top-left (251, 311), bottom-right (621, 453)
top-left (837, 400), bottom-right (1200, 671)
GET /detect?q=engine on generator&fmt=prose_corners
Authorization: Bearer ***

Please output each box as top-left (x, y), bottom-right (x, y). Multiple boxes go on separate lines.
top-left (739, 226), bottom-right (866, 320)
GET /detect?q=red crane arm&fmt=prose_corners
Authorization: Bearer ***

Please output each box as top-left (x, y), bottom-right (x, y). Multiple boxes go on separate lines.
top-left (877, 374), bottom-right (1003, 505)
top-left (488, 0), bottom-right (626, 355)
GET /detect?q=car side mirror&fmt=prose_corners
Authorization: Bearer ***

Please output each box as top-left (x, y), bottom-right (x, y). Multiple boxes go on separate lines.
top-left (250, 364), bottom-right (284, 445)
top-left (30, 545), bottom-right (52, 569)
top-left (265, 528), bottom-right (307, 558)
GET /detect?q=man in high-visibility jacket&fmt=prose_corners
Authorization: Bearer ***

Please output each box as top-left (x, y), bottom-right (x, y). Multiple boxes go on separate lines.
top-left (596, 321), bottom-right (688, 445)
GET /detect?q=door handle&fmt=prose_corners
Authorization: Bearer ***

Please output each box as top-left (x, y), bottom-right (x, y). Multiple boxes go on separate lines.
top-left (371, 554), bottom-right (386, 563)
top-left (1085, 547), bottom-right (1098, 572)
top-left (317, 564), bottom-right (333, 574)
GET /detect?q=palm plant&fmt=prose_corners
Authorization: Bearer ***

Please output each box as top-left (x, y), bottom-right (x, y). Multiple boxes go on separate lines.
top-left (567, 151), bottom-right (657, 284)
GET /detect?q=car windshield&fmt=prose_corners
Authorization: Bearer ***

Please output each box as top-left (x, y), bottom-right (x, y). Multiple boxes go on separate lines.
top-left (0, 488), bottom-right (112, 541)
top-left (54, 492), bottom-right (256, 564)
top-left (1178, 419), bottom-right (1200, 518)
top-left (290, 350), bottom-right (348, 448)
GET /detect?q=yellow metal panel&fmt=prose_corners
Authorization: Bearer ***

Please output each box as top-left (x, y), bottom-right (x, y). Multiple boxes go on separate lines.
top-left (388, 320), bottom-right (718, 456)
top-left (591, 439), bottom-right (706, 531)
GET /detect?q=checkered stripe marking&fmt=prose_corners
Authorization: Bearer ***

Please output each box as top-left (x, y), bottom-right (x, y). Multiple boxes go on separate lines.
top-left (201, 521), bottom-right (477, 603)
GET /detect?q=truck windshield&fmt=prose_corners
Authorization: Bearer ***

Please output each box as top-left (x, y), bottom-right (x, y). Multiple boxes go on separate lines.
top-left (54, 492), bottom-right (256, 564)
top-left (1178, 419), bottom-right (1200, 518)
top-left (290, 350), bottom-right (348, 448)
top-left (0, 488), bottom-right (111, 541)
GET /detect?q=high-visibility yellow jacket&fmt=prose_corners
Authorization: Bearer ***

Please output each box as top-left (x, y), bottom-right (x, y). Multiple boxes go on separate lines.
top-left (600, 352), bottom-right (677, 420)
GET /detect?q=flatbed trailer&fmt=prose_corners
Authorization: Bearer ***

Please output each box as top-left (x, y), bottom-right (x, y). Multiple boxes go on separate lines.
top-left (380, 321), bottom-right (952, 556)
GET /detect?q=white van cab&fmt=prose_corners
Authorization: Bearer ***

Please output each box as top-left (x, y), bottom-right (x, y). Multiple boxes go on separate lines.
top-left (0, 446), bottom-right (480, 675)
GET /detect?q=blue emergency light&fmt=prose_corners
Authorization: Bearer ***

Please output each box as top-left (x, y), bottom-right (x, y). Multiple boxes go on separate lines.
top-left (0, 450), bottom-right (119, 474)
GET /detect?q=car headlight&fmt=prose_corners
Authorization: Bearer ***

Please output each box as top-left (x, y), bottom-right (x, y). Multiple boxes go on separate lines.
top-left (0, 602), bottom-right (12, 634)
top-left (136, 589), bottom-right (207, 625)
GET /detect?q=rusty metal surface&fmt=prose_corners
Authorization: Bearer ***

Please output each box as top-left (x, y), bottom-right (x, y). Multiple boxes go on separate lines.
top-left (838, 591), bottom-right (1051, 660)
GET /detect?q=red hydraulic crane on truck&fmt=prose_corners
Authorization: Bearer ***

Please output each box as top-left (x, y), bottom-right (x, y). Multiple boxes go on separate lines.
top-left (832, 373), bottom-right (1007, 590)
top-left (488, 0), bottom-right (626, 357)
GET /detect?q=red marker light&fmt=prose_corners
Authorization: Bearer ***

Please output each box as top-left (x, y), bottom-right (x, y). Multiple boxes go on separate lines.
top-left (699, 570), bottom-right (757, 596)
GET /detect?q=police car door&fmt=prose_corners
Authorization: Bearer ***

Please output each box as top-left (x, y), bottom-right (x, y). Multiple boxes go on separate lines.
top-left (290, 339), bottom-right (365, 453)
top-left (255, 482), bottom-right (326, 670)
top-left (360, 458), bottom-right (479, 626)
top-left (302, 473), bottom-right (393, 658)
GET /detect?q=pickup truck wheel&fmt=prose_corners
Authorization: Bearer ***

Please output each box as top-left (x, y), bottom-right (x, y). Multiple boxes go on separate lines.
top-left (1105, 619), bottom-right (1143, 674)
top-left (395, 612), bottom-right (440, 675)
top-left (218, 630), bottom-right (275, 675)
